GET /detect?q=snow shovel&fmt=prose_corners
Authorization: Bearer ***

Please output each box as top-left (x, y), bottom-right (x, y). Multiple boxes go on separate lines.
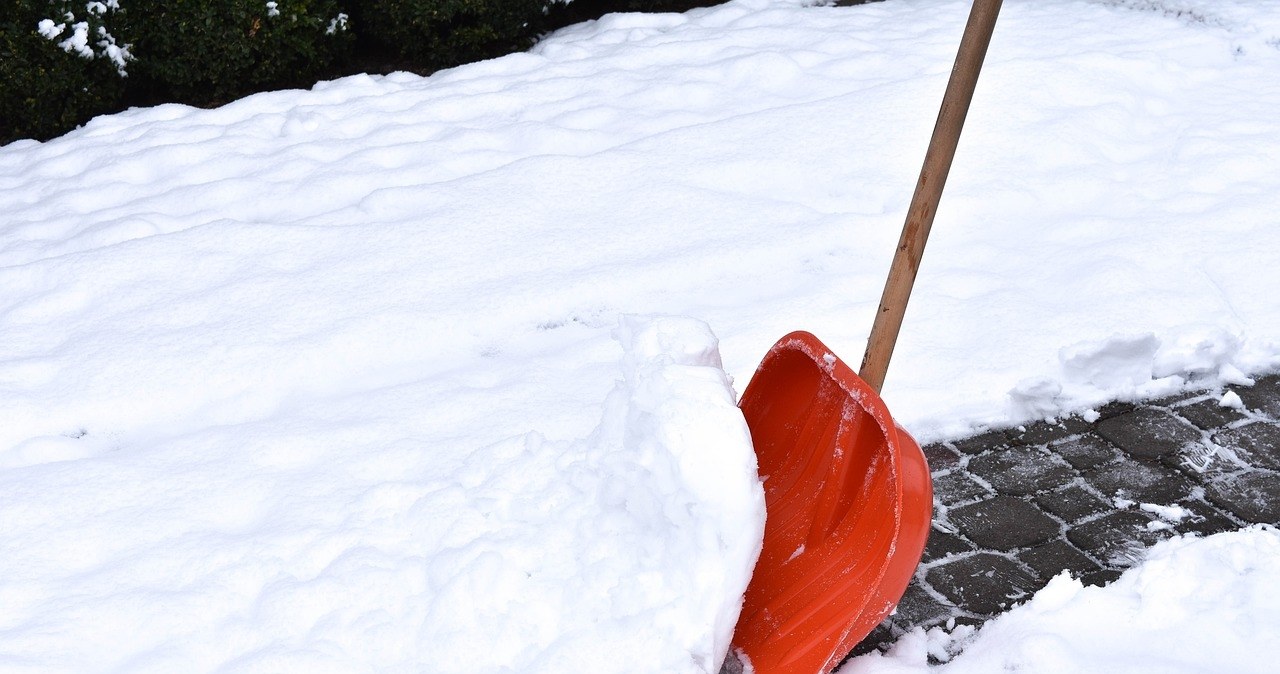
top-left (727, 1), bottom-right (1003, 672)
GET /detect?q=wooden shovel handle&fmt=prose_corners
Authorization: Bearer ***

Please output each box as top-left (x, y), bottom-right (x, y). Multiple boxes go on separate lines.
top-left (859, 0), bottom-right (1003, 393)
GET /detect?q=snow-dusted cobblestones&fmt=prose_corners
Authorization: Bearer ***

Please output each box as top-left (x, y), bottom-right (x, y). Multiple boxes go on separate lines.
top-left (848, 374), bottom-right (1280, 669)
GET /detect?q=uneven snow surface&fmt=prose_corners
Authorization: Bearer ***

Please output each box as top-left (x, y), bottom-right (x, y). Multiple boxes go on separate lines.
top-left (2, 0), bottom-right (1279, 671)
top-left (0, 315), bottom-right (763, 673)
top-left (842, 526), bottom-right (1280, 674)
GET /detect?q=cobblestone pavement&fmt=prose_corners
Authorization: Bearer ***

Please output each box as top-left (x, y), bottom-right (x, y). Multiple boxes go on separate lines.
top-left (850, 373), bottom-right (1280, 658)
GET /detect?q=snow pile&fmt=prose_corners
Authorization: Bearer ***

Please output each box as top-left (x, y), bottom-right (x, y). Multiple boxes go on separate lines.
top-left (842, 526), bottom-right (1280, 674)
top-left (0, 315), bottom-right (764, 674)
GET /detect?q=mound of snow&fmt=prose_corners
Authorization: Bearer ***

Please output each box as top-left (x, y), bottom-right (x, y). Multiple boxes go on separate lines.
top-left (0, 315), bottom-right (764, 674)
top-left (843, 526), bottom-right (1280, 674)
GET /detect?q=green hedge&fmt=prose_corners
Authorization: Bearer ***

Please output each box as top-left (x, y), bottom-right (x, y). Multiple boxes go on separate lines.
top-left (119, 0), bottom-right (354, 107)
top-left (1, 0), bottom-right (727, 146)
top-left (1, 1), bottom-right (129, 143)
top-left (350, 0), bottom-right (548, 73)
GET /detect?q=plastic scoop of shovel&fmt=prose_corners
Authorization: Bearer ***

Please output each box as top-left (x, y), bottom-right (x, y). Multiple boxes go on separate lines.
top-left (724, 1), bottom-right (1003, 672)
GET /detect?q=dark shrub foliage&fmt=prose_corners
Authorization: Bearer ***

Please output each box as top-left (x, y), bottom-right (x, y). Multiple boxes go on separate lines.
top-left (119, 0), bottom-right (354, 107)
top-left (2, 0), bottom-right (731, 146)
top-left (348, 0), bottom-right (547, 74)
top-left (1, 0), bottom-right (129, 144)
top-left (544, 0), bottom-right (720, 31)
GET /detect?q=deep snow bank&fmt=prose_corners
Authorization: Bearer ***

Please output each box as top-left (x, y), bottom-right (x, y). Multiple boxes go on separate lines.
top-left (0, 316), bottom-right (764, 674)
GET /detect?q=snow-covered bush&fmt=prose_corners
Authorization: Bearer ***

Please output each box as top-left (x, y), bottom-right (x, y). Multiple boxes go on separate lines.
top-left (1, 0), bottom-right (131, 144)
top-left (2, 0), bottom-right (353, 144)
top-left (36, 1), bottom-right (133, 74)
top-left (119, 0), bottom-right (354, 105)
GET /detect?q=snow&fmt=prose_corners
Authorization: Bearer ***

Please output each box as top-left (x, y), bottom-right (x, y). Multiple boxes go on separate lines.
top-left (840, 526), bottom-right (1280, 674)
top-left (0, 314), bottom-right (763, 673)
top-left (1139, 502), bottom-right (1191, 522)
top-left (1220, 390), bottom-right (1246, 409)
top-left (2, 0), bottom-right (1279, 671)
top-left (37, 19), bottom-right (65, 40)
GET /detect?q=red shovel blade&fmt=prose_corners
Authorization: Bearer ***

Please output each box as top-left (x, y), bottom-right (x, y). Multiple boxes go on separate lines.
top-left (731, 332), bottom-right (932, 674)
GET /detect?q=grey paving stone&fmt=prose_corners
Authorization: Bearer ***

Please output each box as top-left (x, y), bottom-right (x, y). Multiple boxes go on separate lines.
top-left (1204, 472), bottom-right (1280, 524)
top-left (933, 471), bottom-right (991, 507)
top-left (1176, 396), bottom-right (1250, 431)
top-left (925, 553), bottom-right (1040, 616)
top-left (951, 429), bottom-right (1011, 455)
top-left (1213, 423), bottom-right (1280, 471)
top-left (849, 623), bottom-right (899, 657)
top-left (922, 526), bottom-right (975, 563)
top-left (966, 446), bottom-right (1077, 496)
top-left (923, 443), bottom-right (962, 472)
top-left (1006, 417), bottom-right (1093, 447)
top-left (1080, 568), bottom-right (1123, 588)
top-left (1172, 499), bottom-right (1241, 537)
top-left (1017, 539), bottom-right (1101, 581)
top-left (949, 496), bottom-right (1059, 552)
top-left (852, 380), bottom-right (1277, 649)
top-left (1095, 408), bottom-right (1202, 460)
top-left (1082, 459), bottom-right (1196, 505)
top-left (1067, 510), bottom-right (1169, 568)
top-left (1233, 374), bottom-right (1280, 417)
top-left (1033, 482), bottom-right (1113, 523)
top-left (1048, 433), bottom-right (1120, 470)
top-left (889, 582), bottom-right (952, 627)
